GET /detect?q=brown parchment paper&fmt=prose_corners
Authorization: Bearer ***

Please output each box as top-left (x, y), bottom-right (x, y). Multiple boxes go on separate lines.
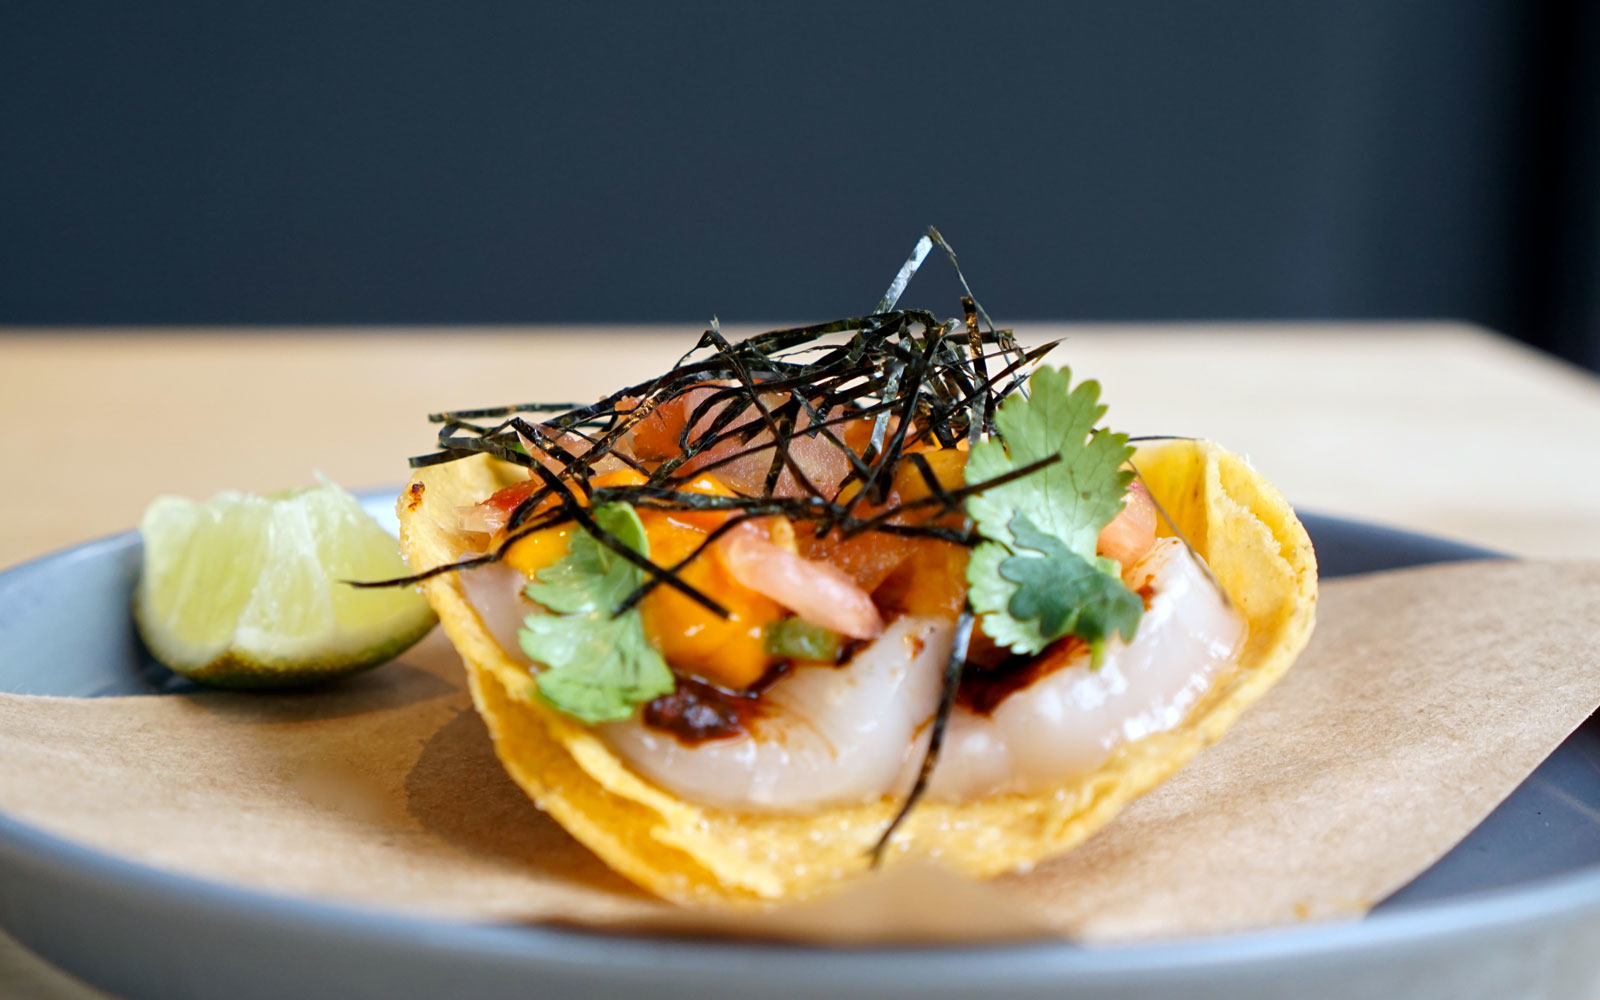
top-left (1, 559), bottom-right (1598, 944)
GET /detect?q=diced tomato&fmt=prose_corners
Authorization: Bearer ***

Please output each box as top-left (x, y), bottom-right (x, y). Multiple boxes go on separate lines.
top-left (624, 384), bottom-right (861, 499)
top-left (796, 529), bottom-right (911, 594)
top-left (484, 478), bottom-right (540, 513)
top-left (872, 539), bottom-right (971, 620)
top-left (1097, 479), bottom-right (1157, 566)
top-left (625, 388), bottom-right (721, 462)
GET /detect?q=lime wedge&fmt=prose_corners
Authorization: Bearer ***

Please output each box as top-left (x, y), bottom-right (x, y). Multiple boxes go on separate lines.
top-left (134, 479), bottom-right (436, 688)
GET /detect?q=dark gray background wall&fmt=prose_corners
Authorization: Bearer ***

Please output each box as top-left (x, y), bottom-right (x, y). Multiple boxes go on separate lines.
top-left (4, 1), bottom-right (1598, 369)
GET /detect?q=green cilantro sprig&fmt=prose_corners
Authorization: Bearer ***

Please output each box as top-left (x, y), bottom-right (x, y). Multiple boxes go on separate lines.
top-left (518, 502), bottom-right (674, 723)
top-left (964, 366), bottom-right (1143, 659)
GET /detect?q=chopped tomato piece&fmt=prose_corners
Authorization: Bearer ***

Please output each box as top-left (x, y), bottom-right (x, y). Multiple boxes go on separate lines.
top-left (796, 529), bottom-right (911, 594)
top-left (872, 539), bottom-right (970, 620)
top-left (1097, 479), bottom-right (1157, 566)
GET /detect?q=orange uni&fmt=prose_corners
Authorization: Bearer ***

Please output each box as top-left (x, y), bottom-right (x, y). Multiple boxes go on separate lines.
top-left (634, 472), bottom-right (783, 690)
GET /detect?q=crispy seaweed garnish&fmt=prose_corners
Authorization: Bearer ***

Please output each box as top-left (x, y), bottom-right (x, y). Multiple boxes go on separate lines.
top-left (376, 227), bottom-right (1092, 853)
top-left (394, 303), bottom-right (1039, 581)
top-left (871, 609), bottom-right (974, 863)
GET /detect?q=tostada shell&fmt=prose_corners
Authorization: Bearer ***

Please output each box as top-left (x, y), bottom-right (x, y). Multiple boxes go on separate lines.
top-left (397, 439), bottom-right (1317, 904)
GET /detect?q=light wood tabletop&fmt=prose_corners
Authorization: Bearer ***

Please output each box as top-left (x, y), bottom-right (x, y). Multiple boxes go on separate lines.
top-left (3, 322), bottom-right (1600, 997)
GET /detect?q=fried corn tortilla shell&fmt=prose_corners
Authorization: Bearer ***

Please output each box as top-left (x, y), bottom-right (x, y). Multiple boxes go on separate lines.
top-left (397, 440), bottom-right (1317, 905)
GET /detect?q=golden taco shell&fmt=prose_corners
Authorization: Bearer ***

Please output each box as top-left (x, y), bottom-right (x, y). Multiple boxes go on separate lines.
top-left (397, 439), bottom-right (1317, 905)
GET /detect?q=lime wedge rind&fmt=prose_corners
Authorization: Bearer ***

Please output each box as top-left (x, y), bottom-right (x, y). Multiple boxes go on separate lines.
top-left (135, 481), bottom-right (437, 689)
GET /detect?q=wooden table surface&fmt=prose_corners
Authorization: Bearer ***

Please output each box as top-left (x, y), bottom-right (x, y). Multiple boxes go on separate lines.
top-left (3, 322), bottom-right (1600, 997)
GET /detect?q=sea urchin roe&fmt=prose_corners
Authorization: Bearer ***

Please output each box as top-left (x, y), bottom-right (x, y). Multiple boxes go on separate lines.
top-left (636, 511), bottom-right (784, 690)
top-left (611, 471), bottom-right (785, 690)
top-left (494, 459), bottom-right (889, 692)
top-left (501, 524), bottom-right (574, 575)
top-left (891, 447), bottom-right (968, 503)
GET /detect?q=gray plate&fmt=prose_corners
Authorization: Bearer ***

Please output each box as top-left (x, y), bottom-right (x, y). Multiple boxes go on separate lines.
top-left (1, 498), bottom-right (1597, 1000)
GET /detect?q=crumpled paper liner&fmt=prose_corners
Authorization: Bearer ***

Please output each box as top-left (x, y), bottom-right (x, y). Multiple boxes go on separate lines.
top-left (1, 560), bottom-right (1597, 944)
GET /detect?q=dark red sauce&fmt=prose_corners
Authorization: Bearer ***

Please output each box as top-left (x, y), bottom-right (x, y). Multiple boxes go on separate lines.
top-left (957, 635), bottom-right (1088, 716)
top-left (642, 661), bottom-right (794, 746)
top-left (643, 678), bottom-right (754, 744)
top-left (957, 581), bottom-right (1155, 715)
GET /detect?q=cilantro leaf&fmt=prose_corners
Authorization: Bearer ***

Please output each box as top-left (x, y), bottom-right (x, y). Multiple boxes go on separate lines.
top-left (996, 514), bottom-right (1142, 659)
top-left (964, 366), bottom-right (1142, 655)
top-left (965, 367), bottom-right (1133, 553)
top-left (517, 502), bottom-right (674, 724)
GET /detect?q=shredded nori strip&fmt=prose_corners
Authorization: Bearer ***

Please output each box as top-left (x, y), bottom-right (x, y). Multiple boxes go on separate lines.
top-left (361, 227), bottom-right (1124, 858)
top-left (870, 610), bottom-right (974, 863)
